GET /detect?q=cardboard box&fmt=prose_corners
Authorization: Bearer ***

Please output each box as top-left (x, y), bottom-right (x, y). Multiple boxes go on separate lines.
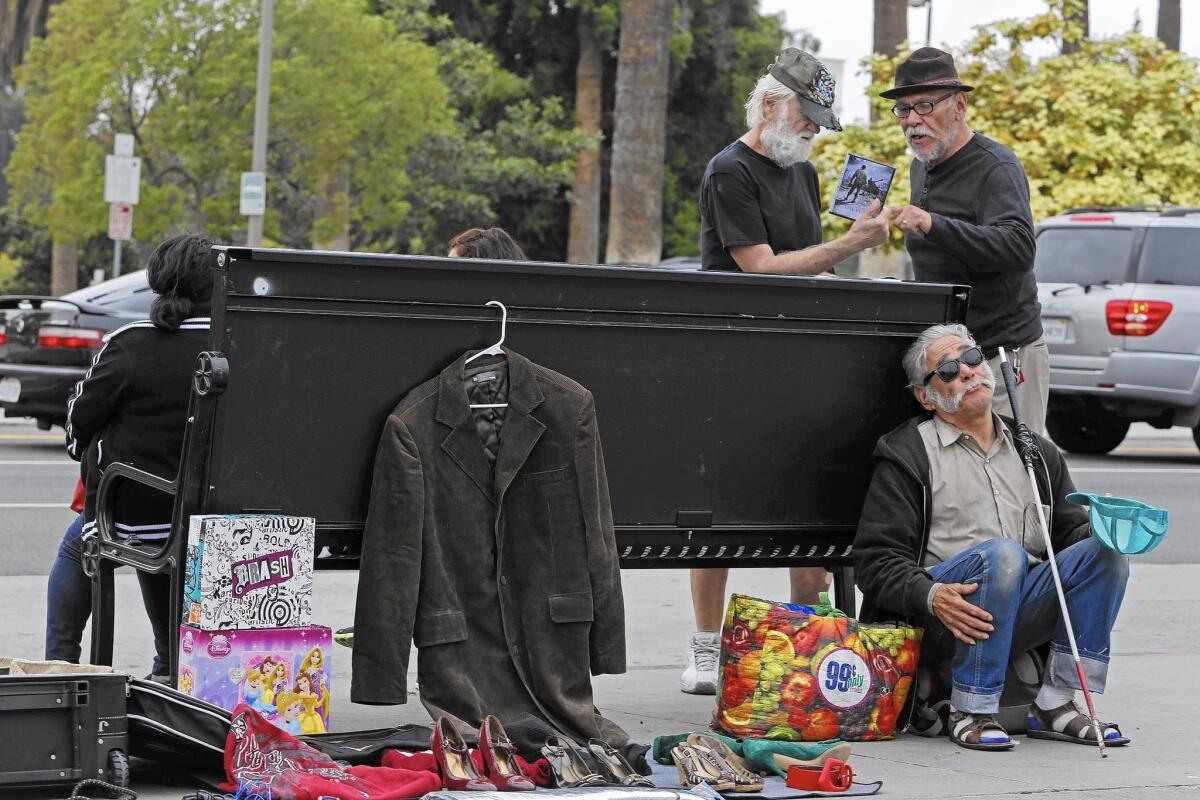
top-left (178, 625), bottom-right (332, 734)
top-left (183, 515), bottom-right (315, 630)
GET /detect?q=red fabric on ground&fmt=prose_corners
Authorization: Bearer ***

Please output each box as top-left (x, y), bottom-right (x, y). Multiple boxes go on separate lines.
top-left (222, 705), bottom-right (443, 799)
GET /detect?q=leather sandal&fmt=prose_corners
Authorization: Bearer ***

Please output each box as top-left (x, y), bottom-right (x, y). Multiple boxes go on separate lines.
top-left (1027, 701), bottom-right (1130, 746)
top-left (671, 744), bottom-right (736, 792)
top-left (587, 738), bottom-right (655, 788)
top-left (685, 734), bottom-right (763, 793)
top-left (948, 710), bottom-right (1015, 751)
top-left (542, 735), bottom-right (607, 788)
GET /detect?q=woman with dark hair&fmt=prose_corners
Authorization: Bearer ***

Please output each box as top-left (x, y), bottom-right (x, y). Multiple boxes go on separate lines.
top-left (447, 227), bottom-right (527, 261)
top-left (47, 234), bottom-right (214, 677)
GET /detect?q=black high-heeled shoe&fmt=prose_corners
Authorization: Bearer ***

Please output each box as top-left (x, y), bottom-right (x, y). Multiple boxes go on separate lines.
top-left (541, 735), bottom-right (607, 788)
top-left (587, 738), bottom-right (655, 787)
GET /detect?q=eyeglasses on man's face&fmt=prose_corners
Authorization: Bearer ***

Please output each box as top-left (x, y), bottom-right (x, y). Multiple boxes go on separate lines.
top-left (891, 91), bottom-right (956, 120)
top-left (922, 346), bottom-right (984, 386)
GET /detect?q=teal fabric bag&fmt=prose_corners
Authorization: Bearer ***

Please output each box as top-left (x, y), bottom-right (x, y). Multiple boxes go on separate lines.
top-left (1066, 493), bottom-right (1168, 555)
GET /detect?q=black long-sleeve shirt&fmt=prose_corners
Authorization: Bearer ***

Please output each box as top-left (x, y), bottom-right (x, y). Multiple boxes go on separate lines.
top-left (906, 133), bottom-right (1041, 353)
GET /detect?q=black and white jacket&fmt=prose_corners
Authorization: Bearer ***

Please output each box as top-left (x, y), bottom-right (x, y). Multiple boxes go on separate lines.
top-left (66, 315), bottom-right (211, 541)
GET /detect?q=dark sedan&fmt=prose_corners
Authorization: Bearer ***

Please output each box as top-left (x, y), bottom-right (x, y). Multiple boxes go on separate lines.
top-left (0, 271), bottom-right (153, 429)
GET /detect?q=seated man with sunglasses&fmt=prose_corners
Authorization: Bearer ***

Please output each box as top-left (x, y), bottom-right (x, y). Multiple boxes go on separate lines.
top-left (882, 48), bottom-right (1047, 435)
top-left (852, 323), bottom-right (1130, 751)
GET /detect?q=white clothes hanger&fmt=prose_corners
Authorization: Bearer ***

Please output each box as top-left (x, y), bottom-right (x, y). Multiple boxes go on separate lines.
top-left (467, 300), bottom-right (508, 409)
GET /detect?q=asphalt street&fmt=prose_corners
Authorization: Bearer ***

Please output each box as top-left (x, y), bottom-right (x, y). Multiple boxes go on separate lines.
top-left (3, 418), bottom-right (1198, 577)
top-left (1, 417), bottom-right (1198, 799)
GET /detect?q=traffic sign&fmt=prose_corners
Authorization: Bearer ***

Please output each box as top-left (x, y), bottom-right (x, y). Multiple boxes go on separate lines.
top-left (240, 172), bottom-right (266, 216)
top-left (114, 133), bottom-right (135, 157)
top-left (108, 203), bottom-right (133, 241)
top-left (104, 155), bottom-right (141, 204)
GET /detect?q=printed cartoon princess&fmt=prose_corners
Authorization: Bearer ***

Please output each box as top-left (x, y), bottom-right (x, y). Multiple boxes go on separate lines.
top-left (293, 673), bottom-right (326, 734)
top-left (298, 646), bottom-right (329, 717)
top-left (178, 667), bottom-right (195, 696)
top-left (257, 657), bottom-right (278, 707)
top-left (242, 668), bottom-right (274, 715)
top-left (276, 691), bottom-right (304, 736)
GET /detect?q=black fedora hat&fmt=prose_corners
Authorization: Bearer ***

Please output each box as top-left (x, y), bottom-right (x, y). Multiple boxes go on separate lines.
top-left (880, 47), bottom-right (974, 100)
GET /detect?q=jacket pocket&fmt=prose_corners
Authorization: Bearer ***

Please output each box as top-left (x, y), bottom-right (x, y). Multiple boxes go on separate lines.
top-left (520, 467), bottom-right (568, 488)
top-left (413, 611), bottom-right (468, 647)
top-left (548, 592), bottom-right (594, 623)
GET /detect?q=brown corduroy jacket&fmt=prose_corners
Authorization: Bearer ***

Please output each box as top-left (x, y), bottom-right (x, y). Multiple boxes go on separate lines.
top-left (352, 349), bottom-right (627, 744)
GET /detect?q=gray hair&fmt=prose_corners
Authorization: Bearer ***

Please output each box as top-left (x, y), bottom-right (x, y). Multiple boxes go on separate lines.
top-left (902, 323), bottom-right (977, 388)
top-left (744, 73), bottom-right (796, 129)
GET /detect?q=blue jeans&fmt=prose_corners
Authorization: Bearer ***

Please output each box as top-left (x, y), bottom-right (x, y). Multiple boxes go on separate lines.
top-left (45, 514), bottom-right (174, 674)
top-left (928, 537), bottom-right (1129, 714)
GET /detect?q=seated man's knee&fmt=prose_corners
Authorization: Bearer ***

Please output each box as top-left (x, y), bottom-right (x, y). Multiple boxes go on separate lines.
top-left (1075, 536), bottom-right (1130, 583)
top-left (975, 538), bottom-right (1028, 588)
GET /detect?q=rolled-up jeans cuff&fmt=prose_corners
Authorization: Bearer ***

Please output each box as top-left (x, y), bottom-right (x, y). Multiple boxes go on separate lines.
top-left (950, 685), bottom-right (1002, 715)
top-left (1048, 646), bottom-right (1108, 693)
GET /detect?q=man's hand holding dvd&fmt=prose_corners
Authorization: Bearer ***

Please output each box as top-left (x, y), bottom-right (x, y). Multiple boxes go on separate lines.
top-left (831, 153), bottom-right (897, 222)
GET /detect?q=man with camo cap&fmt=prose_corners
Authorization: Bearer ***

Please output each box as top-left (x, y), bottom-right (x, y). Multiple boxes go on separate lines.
top-left (699, 47), bottom-right (890, 276)
top-left (684, 49), bottom-right (891, 696)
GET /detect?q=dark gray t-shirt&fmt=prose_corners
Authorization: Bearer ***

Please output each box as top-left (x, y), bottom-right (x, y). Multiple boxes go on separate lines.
top-left (699, 141), bottom-right (823, 271)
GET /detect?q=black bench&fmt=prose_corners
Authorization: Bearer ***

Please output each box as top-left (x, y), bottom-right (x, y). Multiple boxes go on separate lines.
top-left (88, 248), bottom-right (967, 672)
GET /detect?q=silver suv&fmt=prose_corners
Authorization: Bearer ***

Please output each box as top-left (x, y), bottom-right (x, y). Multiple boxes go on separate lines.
top-left (1034, 207), bottom-right (1200, 454)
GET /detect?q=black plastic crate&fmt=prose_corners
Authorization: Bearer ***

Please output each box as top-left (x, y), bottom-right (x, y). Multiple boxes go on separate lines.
top-left (0, 673), bottom-right (129, 789)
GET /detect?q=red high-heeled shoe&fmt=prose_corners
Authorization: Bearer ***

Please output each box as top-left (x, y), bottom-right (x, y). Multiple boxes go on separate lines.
top-left (432, 716), bottom-right (497, 791)
top-left (479, 715), bottom-right (535, 791)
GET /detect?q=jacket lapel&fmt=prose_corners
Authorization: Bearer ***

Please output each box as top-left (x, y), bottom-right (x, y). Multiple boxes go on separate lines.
top-left (493, 350), bottom-right (546, 505)
top-left (436, 353), bottom-right (495, 502)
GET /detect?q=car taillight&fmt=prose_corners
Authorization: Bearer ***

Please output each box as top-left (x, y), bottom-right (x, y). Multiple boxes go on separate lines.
top-left (0, 330), bottom-right (6, 346)
top-left (38, 326), bottom-right (105, 349)
top-left (1106, 300), bottom-right (1172, 336)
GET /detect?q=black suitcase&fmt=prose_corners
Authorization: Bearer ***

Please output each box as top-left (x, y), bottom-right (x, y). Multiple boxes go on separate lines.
top-left (0, 672), bottom-right (130, 789)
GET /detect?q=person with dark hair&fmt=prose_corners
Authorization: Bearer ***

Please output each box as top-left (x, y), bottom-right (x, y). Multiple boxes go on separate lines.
top-left (48, 234), bottom-right (214, 677)
top-left (447, 227), bottom-right (527, 261)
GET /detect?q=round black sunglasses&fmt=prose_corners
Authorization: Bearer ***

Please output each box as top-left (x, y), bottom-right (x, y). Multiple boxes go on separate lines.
top-left (922, 346), bottom-right (984, 386)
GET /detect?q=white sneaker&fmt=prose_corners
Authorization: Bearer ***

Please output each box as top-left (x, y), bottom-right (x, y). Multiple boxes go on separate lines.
top-left (680, 631), bottom-right (720, 694)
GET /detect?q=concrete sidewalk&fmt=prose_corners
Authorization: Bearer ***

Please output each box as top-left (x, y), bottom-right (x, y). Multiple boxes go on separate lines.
top-left (1, 564), bottom-right (1196, 799)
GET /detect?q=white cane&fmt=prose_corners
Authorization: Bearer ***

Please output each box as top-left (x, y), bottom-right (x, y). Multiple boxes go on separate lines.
top-left (998, 347), bottom-right (1107, 758)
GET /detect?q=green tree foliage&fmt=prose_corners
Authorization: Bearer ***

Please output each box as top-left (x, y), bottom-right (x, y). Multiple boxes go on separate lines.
top-left (430, 0), bottom-right (786, 259)
top-left (815, 0), bottom-right (1200, 245)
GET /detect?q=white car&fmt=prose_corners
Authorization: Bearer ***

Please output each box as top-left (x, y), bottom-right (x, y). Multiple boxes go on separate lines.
top-left (1035, 207), bottom-right (1200, 454)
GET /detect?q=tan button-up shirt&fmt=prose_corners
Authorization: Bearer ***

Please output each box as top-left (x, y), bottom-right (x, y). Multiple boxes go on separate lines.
top-left (918, 413), bottom-right (1048, 569)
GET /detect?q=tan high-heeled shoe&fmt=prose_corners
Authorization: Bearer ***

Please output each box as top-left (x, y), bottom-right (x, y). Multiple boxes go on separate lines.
top-left (686, 733), bottom-right (764, 793)
top-left (671, 743), bottom-right (736, 792)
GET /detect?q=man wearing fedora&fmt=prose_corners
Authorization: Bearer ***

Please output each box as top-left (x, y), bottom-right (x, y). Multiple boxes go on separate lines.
top-left (683, 48), bottom-right (890, 696)
top-left (884, 47), bottom-right (1049, 434)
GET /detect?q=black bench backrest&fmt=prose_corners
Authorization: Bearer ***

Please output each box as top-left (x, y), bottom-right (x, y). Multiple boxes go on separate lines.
top-left (195, 248), bottom-right (966, 563)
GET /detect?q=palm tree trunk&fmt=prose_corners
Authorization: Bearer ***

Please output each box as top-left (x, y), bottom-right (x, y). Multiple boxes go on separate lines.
top-left (604, 0), bottom-right (673, 266)
top-left (51, 236), bottom-right (77, 296)
top-left (1157, 0), bottom-right (1180, 51)
top-left (1061, 0), bottom-right (1089, 54)
top-left (872, 0), bottom-right (907, 120)
top-left (567, 11), bottom-right (602, 265)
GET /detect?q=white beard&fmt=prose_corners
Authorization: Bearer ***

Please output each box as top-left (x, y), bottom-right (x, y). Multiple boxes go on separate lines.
top-left (760, 106), bottom-right (815, 168)
top-left (906, 122), bottom-right (955, 164)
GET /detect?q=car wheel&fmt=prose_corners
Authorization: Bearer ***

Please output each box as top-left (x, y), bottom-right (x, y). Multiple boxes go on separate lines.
top-left (1193, 423), bottom-right (1200, 453)
top-left (1046, 408), bottom-right (1130, 455)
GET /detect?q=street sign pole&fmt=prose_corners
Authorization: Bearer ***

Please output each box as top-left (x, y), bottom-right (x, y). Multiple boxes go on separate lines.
top-left (246, 0), bottom-right (274, 246)
top-left (105, 134), bottom-right (138, 277)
